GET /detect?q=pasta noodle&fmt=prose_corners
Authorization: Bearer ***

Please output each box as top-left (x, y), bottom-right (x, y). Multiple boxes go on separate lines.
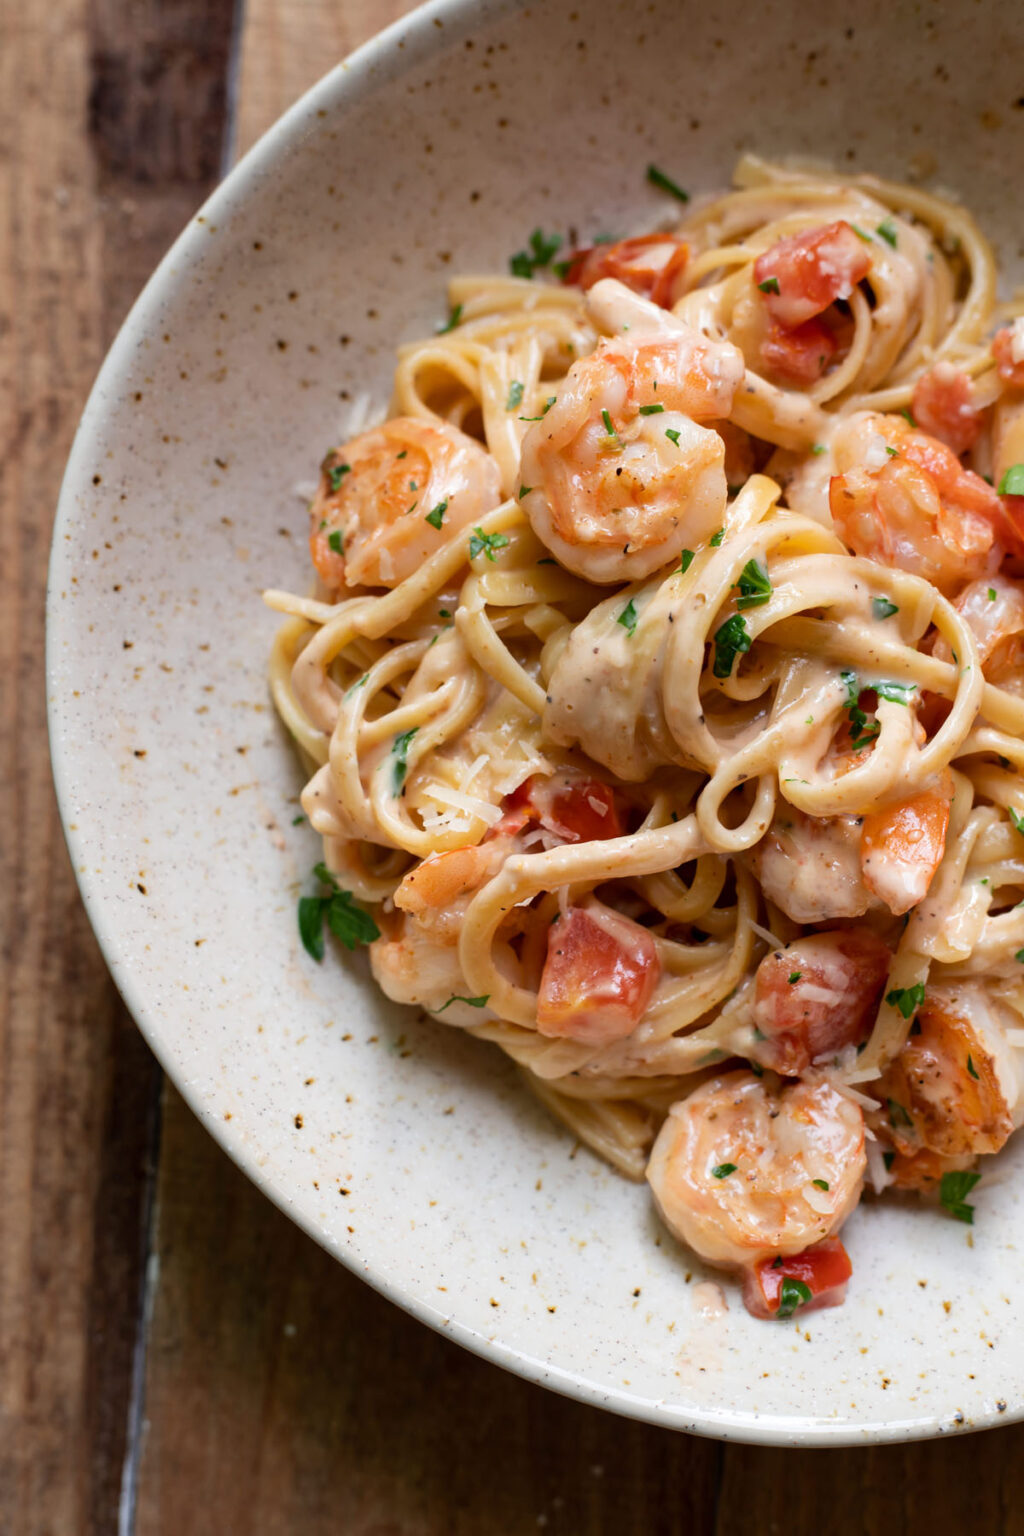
top-left (266, 157), bottom-right (1024, 1319)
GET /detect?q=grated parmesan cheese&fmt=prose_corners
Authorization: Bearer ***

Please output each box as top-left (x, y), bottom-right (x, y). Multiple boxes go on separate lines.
top-left (423, 784), bottom-right (502, 825)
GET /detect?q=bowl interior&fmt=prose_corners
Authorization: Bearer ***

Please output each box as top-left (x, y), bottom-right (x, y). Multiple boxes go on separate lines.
top-left (48, 0), bottom-right (1024, 1442)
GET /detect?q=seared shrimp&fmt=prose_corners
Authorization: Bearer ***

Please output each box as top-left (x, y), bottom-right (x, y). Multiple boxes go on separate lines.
top-left (519, 277), bottom-right (745, 583)
top-left (829, 411), bottom-right (1006, 594)
top-left (309, 417), bottom-right (501, 590)
top-left (875, 983), bottom-right (1024, 1159)
top-left (752, 928), bottom-right (892, 1076)
top-left (646, 1071), bottom-right (865, 1268)
top-left (370, 910), bottom-right (471, 1013)
top-left (752, 808), bottom-right (877, 924)
top-left (859, 774), bottom-right (954, 917)
top-left (935, 573), bottom-right (1024, 690)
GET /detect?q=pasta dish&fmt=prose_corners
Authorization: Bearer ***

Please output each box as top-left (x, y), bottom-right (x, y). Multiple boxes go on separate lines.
top-left (266, 157), bottom-right (1024, 1321)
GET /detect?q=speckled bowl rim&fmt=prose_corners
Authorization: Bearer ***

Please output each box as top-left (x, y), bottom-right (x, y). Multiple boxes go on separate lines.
top-left (46, 0), bottom-right (1022, 1447)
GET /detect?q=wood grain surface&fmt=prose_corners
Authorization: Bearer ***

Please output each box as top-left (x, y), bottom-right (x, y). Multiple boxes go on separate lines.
top-left (5, 1), bottom-right (1024, 1532)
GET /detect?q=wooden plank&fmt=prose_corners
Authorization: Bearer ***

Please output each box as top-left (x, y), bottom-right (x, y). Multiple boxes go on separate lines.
top-left (0, 2), bottom-right (235, 1532)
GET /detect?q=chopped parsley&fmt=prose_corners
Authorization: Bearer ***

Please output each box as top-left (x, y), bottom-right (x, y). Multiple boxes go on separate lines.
top-left (327, 462), bottom-right (351, 492)
top-left (885, 445), bottom-right (899, 457)
top-left (519, 396), bottom-right (557, 422)
top-left (646, 164), bottom-right (689, 202)
top-left (437, 303), bottom-right (463, 333)
top-left (989, 588), bottom-right (998, 601)
top-left (875, 680), bottom-right (917, 705)
top-left (872, 597), bottom-right (899, 620)
top-left (887, 1097), bottom-right (914, 1129)
top-left (298, 864), bottom-right (380, 961)
top-left (712, 614), bottom-right (751, 678)
top-left (618, 598), bottom-right (639, 638)
top-left (967, 1055), bottom-right (980, 1081)
top-left (665, 427), bottom-right (681, 446)
top-left (435, 994), bottom-right (490, 1012)
top-left (886, 983), bottom-right (926, 1019)
top-left (638, 402), bottom-right (665, 415)
top-left (518, 484), bottom-right (533, 499)
top-left (876, 217), bottom-right (898, 248)
top-left (811, 443), bottom-right (827, 455)
top-left (998, 464), bottom-right (1024, 496)
top-left (776, 1277), bottom-right (813, 1320)
top-left (327, 529), bottom-right (343, 555)
top-left (899, 407), bottom-right (916, 426)
top-left (1008, 807), bottom-right (1024, 835)
top-left (712, 1162), bottom-right (737, 1179)
top-left (788, 972), bottom-right (802, 984)
top-left (1016, 948), bottom-right (1024, 964)
top-left (736, 558), bottom-right (772, 610)
top-left (709, 528), bottom-right (725, 547)
top-left (940, 1169), bottom-right (981, 1224)
top-left (291, 813), bottom-right (305, 825)
top-left (601, 407), bottom-right (617, 441)
top-left (391, 727), bottom-right (418, 793)
top-left (506, 380), bottom-right (524, 411)
top-left (758, 276), bottom-right (781, 294)
top-left (468, 527), bottom-right (510, 562)
top-left (840, 669), bottom-right (879, 751)
top-left (425, 499), bottom-right (448, 531)
top-left (510, 228), bottom-right (563, 279)
top-left (679, 549), bottom-right (695, 573)
top-left (850, 223), bottom-right (873, 242)
top-left (812, 1179), bottom-right (830, 1191)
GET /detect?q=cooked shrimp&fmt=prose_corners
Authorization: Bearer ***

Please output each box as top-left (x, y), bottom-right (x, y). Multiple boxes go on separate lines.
top-left (309, 417), bottom-right (501, 590)
top-left (911, 362), bottom-right (983, 455)
top-left (860, 773), bottom-right (954, 917)
top-left (536, 902), bottom-right (660, 1046)
top-left (993, 321), bottom-right (1024, 389)
top-left (752, 928), bottom-right (892, 1076)
top-left (936, 573), bottom-right (1024, 690)
top-left (519, 278), bottom-right (745, 583)
top-left (370, 909), bottom-right (471, 1013)
top-left (829, 411), bottom-right (1005, 594)
top-left (752, 807), bottom-right (877, 924)
top-left (874, 982), bottom-right (1024, 1158)
top-left (646, 1071), bottom-right (865, 1268)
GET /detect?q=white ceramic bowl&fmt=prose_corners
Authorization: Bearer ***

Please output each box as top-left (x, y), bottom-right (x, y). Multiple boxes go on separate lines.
top-left (48, 0), bottom-right (1024, 1444)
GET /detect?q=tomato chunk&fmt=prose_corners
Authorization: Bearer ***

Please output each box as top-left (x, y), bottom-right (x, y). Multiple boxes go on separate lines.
top-left (537, 906), bottom-right (659, 1045)
top-left (754, 220), bottom-right (871, 329)
top-left (562, 234), bottom-right (689, 308)
top-left (752, 928), bottom-right (892, 1076)
top-left (911, 363), bottom-right (983, 455)
top-left (993, 324), bottom-right (1024, 389)
top-left (743, 1238), bottom-right (853, 1320)
top-left (760, 315), bottom-right (837, 385)
top-left (860, 778), bottom-right (952, 917)
top-left (508, 773), bottom-right (625, 844)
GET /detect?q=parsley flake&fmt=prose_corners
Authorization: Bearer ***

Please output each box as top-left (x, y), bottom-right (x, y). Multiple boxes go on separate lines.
top-left (665, 427), bottom-right (681, 446)
top-left (435, 994), bottom-right (490, 1012)
top-left (298, 864), bottom-right (380, 961)
top-left (850, 223), bottom-right (873, 242)
top-left (787, 971), bottom-right (802, 984)
top-left (437, 304), bottom-right (463, 333)
top-left (679, 549), bottom-right (695, 573)
top-left (391, 727), bottom-right (418, 793)
top-left (811, 443), bottom-right (827, 455)
top-left (886, 984), bottom-right (926, 1019)
top-left (468, 527), bottom-right (510, 562)
top-left (510, 228), bottom-right (563, 279)
top-left (601, 408), bottom-right (617, 440)
top-left (872, 597), bottom-right (899, 620)
top-left (812, 1179), bottom-right (830, 1191)
top-left (618, 598), bottom-right (639, 638)
top-left (646, 164), bottom-right (689, 202)
top-left (327, 529), bottom-right (343, 555)
top-left (758, 276), bottom-right (781, 294)
top-left (940, 1169), bottom-right (981, 1224)
top-left (506, 380), bottom-right (524, 411)
top-left (638, 402), bottom-right (665, 415)
top-left (876, 217), bottom-right (898, 248)
top-left (518, 485), bottom-right (533, 500)
top-left (425, 500), bottom-right (448, 531)
top-left (998, 464), bottom-right (1024, 496)
top-left (712, 1162), bottom-right (737, 1179)
top-left (709, 528), bottom-right (725, 547)
top-left (712, 614), bottom-right (751, 678)
top-left (777, 1277), bottom-right (813, 1320)
top-left (1008, 807), bottom-right (1024, 835)
top-left (736, 557), bottom-right (772, 610)
top-left (327, 462), bottom-right (351, 492)
top-left (967, 1055), bottom-right (980, 1080)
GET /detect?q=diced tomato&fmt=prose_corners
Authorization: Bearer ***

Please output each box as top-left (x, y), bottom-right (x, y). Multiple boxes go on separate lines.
top-left (752, 928), bottom-right (892, 1076)
top-left (754, 220), bottom-right (871, 329)
top-left (562, 234), bottom-right (689, 308)
top-left (993, 325), bottom-right (1024, 389)
top-left (911, 363), bottom-right (983, 455)
top-left (760, 315), bottom-right (837, 384)
top-left (507, 773), bottom-right (625, 844)
top-left (860, 777), bottom-right (953, 917)
top-left (536, 906), bottom-right (659, 1045)
top-left (743, 1238), bottom-right (853, 1320)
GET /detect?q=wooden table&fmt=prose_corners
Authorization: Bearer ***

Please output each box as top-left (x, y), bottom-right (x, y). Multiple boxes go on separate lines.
top-left (5, 2), bottom-right (1024, 1530)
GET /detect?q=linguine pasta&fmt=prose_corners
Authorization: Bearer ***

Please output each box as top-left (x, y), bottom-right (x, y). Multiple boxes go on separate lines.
top-left (266, 157), bottom-right (1024, 1319)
